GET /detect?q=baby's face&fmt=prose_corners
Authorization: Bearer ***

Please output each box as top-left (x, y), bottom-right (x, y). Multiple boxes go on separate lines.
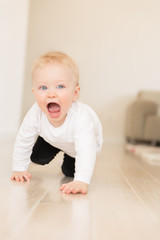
top-left (32, 63), bottom-right (80, 127)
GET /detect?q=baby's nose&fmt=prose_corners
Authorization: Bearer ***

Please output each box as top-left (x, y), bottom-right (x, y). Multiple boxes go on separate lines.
top-left (48, 89), bottom-right (57, 98)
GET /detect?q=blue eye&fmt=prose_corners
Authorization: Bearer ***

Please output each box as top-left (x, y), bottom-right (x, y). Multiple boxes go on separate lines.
top-left (40, 86), bottom-right (47, 90)
top-left (57, 85), bottom-right (65, 89)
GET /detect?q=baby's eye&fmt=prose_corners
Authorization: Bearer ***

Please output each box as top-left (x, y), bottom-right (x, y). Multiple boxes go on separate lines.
top-left (57, 85), bottom-right (65, 89)
top-left (40, 86), bottom-right (47, 90)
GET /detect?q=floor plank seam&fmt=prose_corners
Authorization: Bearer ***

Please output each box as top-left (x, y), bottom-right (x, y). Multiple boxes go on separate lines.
top-left (132, 157), bottom-right (160, 184)
top-left (12, 191), bottom-right (48, 240)
top-left (116, 165), bottom-right (158, 222)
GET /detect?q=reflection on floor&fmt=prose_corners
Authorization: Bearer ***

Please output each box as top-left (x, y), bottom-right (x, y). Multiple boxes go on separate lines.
top-left (1, 140), bottom-right (160, 240)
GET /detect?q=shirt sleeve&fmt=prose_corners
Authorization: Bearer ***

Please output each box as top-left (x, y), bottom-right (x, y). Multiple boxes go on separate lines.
top-left (73, 112), bottom-right (98, 184)
top-left (12, 104), bottom-right (40, 171)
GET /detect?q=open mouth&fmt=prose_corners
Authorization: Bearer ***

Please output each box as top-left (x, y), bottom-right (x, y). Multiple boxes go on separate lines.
top-left (47, 102), bottom-right (61, 113)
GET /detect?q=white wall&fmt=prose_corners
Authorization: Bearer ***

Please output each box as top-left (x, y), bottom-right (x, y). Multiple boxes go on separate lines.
top-left (0, 0), bottom-right (30, 139)
top-left (22, 0), bottom-right (160, 143)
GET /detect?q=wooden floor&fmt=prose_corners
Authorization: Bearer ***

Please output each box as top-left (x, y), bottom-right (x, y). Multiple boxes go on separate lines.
top-left (1, 140), bottom-right (160, 240)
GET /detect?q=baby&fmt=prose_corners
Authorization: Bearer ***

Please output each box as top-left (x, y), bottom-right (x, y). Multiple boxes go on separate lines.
top-left (11, 51), bottom-right (103, 194)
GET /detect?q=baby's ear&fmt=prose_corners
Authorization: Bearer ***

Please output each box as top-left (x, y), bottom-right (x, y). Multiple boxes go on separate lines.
top-left (32, 88), bottom-right (35, 93)
top-left (73, 85), bottom-right (80, 100)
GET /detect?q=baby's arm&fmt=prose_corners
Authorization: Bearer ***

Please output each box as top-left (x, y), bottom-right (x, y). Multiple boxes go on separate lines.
top-left (60, 181), bottom-right (89, 194)
top-left (61, 117), bottom-right (98, 194)
top-left (11, 104), bottom-right (40, 182)
top-left (11, 171), bottom-right (31, 182)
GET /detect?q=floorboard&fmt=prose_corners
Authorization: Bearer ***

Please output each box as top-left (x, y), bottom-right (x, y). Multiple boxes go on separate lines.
top-left (1, 141), bottom-right (160, 240)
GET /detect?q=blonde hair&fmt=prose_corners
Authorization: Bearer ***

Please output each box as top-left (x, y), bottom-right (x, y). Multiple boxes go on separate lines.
top-left (31, 51), bottom-right (79, 84)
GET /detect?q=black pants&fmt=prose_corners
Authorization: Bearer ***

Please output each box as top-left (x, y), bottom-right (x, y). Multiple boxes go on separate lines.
top-left (30, 136), bottom-right (75, 177)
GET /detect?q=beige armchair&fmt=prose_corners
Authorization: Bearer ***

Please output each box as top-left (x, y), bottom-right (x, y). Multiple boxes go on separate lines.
top-left (125, 90), bottom-right (160, 143)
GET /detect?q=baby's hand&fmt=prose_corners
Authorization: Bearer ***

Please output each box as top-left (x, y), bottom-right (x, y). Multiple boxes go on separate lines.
top-left (60, 181), bottom-right (89, 194)
top-left (11, 171), bottom-right (31, 182)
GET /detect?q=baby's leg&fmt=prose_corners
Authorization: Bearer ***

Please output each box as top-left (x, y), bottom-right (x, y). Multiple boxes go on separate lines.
top-left (31, 136), bottom-right (60, 165)
top-left (61, 154), bottom-right (75, 177)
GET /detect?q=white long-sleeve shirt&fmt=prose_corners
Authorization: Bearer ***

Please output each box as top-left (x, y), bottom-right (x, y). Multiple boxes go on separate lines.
top-left (12, 101), bottom-right (103, 184)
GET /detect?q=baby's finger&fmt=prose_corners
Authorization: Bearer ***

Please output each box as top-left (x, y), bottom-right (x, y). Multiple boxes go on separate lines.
top-left (72, 189), bottom-right (78, 194)
top-left (66, 187), bottom-right (74, 194)
top-left (60, 184), bottom-right (67, 190)
top-left (19, 175), bottom-right (24, 182)
top-left (62, 186), bottom-right (71, 194)
top-left (15, 176), bottom-right (20, 182)
top-left (79, 189), bottom-right (87, 194)
top-left (11, 176), bottom-right (15, 181)
top-left (26, 172), bottom-right (31, 179)
top-left (24, 174), bottom-right (31, 182)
